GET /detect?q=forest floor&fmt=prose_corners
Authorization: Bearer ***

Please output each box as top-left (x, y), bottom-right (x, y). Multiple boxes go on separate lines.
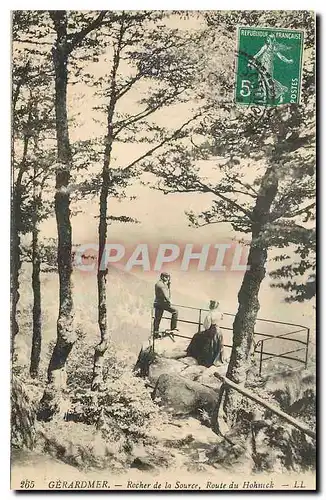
top-left (11, 333), bottom-right (316, 487)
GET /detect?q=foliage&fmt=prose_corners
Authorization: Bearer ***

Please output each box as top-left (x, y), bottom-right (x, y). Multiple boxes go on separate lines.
top-left (67, 339), bottom-right (165, 440)
top-left (269, 226), bottom-right (316, 302)
top-left (69, 377), bottom-right (163, 440)
top-left (254, 418), bottom-right (316, 472)
top-left (249, 368), bottom-right (316, 472)
top-left (36, 419), bottom-right (127, 471)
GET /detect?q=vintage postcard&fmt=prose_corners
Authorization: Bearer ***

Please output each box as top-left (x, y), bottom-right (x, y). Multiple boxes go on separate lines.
top-left (11, 10), bottom-right (316, 491)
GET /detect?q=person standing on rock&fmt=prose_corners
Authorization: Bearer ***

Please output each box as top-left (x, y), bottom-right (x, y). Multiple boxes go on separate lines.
top-left (153, 272), bottom-right (178, 337)
top-left (186, 300), bottom-right (225, 367)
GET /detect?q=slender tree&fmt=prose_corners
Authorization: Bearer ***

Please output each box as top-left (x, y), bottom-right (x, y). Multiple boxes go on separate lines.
top-left (11, 94), bottom-right (33, 348)
top-left (29, 149), bottom-right (56, 378)
top-left (30, 172), bottom-right (42, 378)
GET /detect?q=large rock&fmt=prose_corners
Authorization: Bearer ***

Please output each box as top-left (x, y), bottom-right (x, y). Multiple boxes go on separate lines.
top-left (181, 365), bottom-right (206, 381)
top-left (153, 336), bottom-right (189, 359)
top-left (148, 357), bottom-right (185, 385)
top-left (152, 373), bottom-right (219, 416)
top-left (134, 338), bottom-right (190, 379)
top-left (196, 364), bottom-right (227, 390)
top-left (179, 356), bottom-right (198, 366)
top-left (261, 368), bottom-right (316, 410)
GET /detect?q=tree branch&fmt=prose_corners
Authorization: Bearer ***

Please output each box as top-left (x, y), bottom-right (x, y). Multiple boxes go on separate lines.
top-left (115, 38), bottom-right (181, 100)
top-left (67, 11), bottom-right (108, 53)
top-left (121, 112), bottom-right (202, 174)
top-left (196, 179), bottom-right (253, 219)
top-left (116, 71), bottom-right (144, 100)
top-left (281, 202), bottom-right (316, 219)
top-left (12, 60), bottom-right (31, 111)
top-left (114, 88), bottom-right (186, 136)
top-left (224, 171), bottom-right (258, 197)
top-left (15, 38), bottom-right (53, 46)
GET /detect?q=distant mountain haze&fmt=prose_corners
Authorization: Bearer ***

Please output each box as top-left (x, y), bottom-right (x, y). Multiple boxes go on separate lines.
top-left (40, 177), bottom-right (315, 332)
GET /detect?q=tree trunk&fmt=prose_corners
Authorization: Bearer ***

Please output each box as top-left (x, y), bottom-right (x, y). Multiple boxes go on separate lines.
top-left (11, 375), bottom-right (36, 450)
top-left (91, 37), bottom-right (123, 390)
top-left (91, 123), bottom-right (116, 390)
top-left (48, 25), bottom-right (75, 386)
top-left (11, 191), bottom-right (21, 351)
top-left (91, 174), bottom-right (111, 391)
top-left (213, 165), bottom-right (279, 432)
top-left (38, 13), bottom-right (75, 420)
top-left (30, 197), bottom-right (42, 379)
top-left (11, 126), bottom-right (31, 355)
top-left (11, 64), bottom-right (30, 356)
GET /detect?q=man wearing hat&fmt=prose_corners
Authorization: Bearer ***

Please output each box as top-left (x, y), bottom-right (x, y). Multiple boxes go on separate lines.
top-left (153, 272), bottom-right (178, 335)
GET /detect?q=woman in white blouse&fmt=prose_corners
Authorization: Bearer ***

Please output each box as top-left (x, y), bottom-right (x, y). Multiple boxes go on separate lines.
top-left (203, 300), bottom-right (224, 331)
top-left (186, 300), bottom-right (225, 367)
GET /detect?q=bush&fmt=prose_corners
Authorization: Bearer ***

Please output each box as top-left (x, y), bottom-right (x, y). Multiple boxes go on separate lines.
top-left (247, 373), bottom-right (316, 473)
top-left (66, 333), bottom-right (137, 390)
top-left (254, 417), bottom-right (316, 472)
top-left (36, 419), bottom-right (127, 471)
top-left (35, 338), bottom-right (168, 471)
top-left (69, 372), bottom-right (165, 441)
top-left (64, 337), bottom-right (166, 442)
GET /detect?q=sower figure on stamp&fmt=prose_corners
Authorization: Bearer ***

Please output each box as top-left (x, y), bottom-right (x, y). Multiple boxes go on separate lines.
top-left (250, 34), bottom-right (294, 104)
top-left (187, 299), bottom-right (225, 367)
top-left (153, 272), bottom-right (178, 338)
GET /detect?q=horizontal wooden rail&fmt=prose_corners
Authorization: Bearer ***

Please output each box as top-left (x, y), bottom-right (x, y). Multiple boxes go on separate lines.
top-left (214, 373), bottom-right (316, 440)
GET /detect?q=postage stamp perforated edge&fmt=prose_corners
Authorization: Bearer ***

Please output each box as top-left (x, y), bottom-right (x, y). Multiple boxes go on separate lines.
top-left (234, 25), bottom-right (305, 107)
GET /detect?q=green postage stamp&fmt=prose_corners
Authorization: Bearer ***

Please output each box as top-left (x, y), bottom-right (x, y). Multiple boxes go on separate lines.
top-left (235, 27), bottom-right (304, 106)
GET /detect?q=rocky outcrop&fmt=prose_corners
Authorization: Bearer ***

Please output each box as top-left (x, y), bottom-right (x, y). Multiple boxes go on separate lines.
top-left (153, 373), bottom-right (219, 416)
top-left (196, 365), bottom-right (226, 390)
top-left (135, 337), bottom-right (227, 419)
top-left (148, 357), bottom-right (185, 385)
top-left (179, 356), bottom-right (199, 366)
top-left (134, 343), bottom-right (157, 377)
top-left (152, 336), bottom-right (189, 359)
top-left (181, 365), bottom-right (206, 381)
top-left (261, 368), bottom-right (316, 411)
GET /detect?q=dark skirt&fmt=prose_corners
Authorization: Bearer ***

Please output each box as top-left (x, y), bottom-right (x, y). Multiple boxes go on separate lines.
top-left (186, 325), bottom-right (224, 368)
